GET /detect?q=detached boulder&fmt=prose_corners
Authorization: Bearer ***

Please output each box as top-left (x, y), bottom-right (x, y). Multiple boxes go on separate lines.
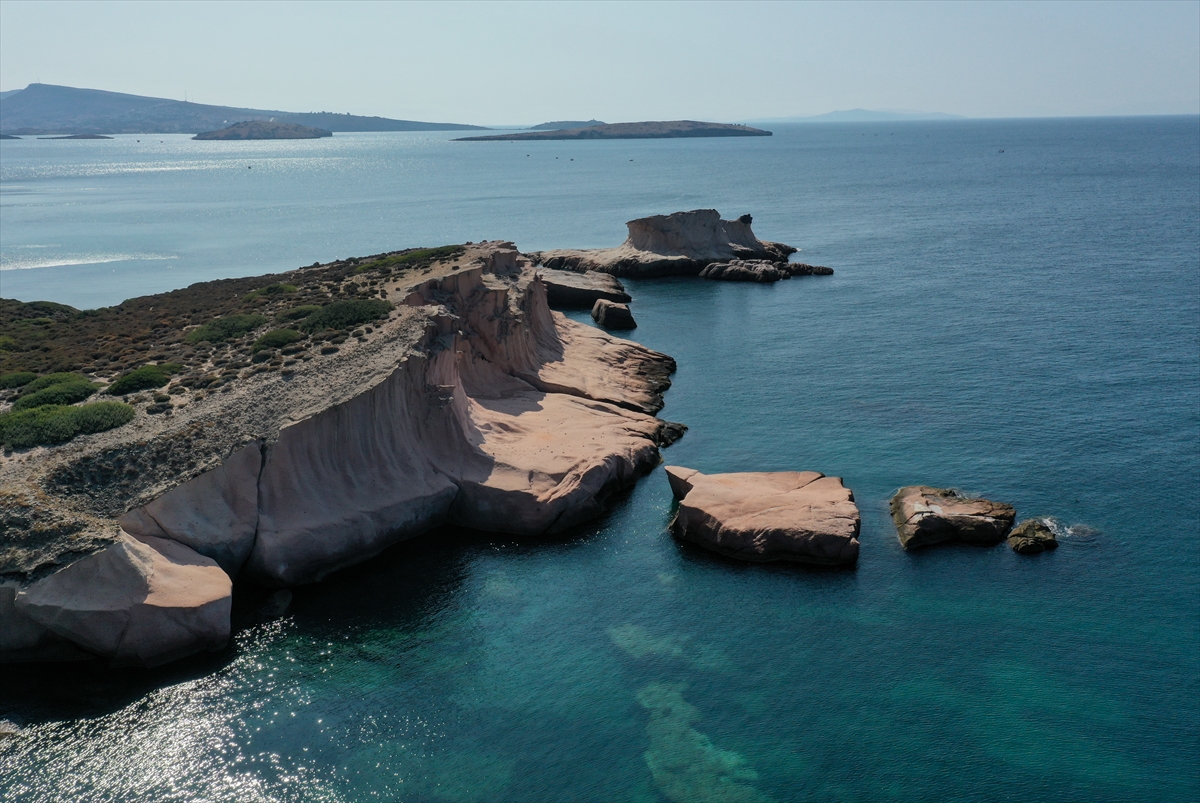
top-left (14, 533), bottom-right (231, 667)
top-left (1008, 519), bottom-right (1059, 554)
top-left (592, 299), bottom-right (637, 329)
top-left (537, 268), bottom-right (631, 309)
top-left (890, 486), bottom-right (1016, 549)
top-left (665, 466), bottom-right (860, 566)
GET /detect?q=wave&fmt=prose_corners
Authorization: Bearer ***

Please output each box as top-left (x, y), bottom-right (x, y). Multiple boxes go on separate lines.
top-left (0, 252), bottom-right (179, 271)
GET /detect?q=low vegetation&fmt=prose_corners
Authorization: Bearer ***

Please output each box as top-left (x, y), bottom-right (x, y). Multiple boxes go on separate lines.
top-left (0, 371), bottom-right (38, 389)
top-left (105, 363), bottom-right (183, 395)
top-left (353, 245), bottom-right (463, 274)
top-left (277, 304), bottom-right (322, 322)
top-left (185, 313), bottom-right (269, 345)
top-left (252, 329), bottom-right (304, 353)
top-left (12, 373), bottom-right (100, 411)
top-left (245, 283), bottom-right (297, 300)
top-left (299, 299), bottom-right (392, 333)
top-left (0, 401), bottom-right (136, 449)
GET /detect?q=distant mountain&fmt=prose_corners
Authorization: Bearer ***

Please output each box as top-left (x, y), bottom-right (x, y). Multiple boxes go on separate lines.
top-left (0, 84), bottom-right (486, 135)
top-left (528, 120), bottom-right (605, 131)
top-left (456, 120), bottom-right (771, 142)
top-left (758, 109), bottom-right (966, 123)
top-left (0, 89), bottom-right (24, 102)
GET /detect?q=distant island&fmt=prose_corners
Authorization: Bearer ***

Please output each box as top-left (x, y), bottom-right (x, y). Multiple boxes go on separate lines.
top-left (0, 83), bottom-right (487, 135)
top-left (35, 133), bottom-right (113, 140)
top-left (194, 121), bottom-right (332, 140)
top-left (528, 120), bottom-right (605, 131)
top-left (456, 120), bottom-right (771, 141)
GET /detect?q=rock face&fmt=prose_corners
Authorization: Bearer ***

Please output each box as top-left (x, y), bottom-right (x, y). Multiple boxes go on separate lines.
top-left (890, 486), bottom-right (1016, 549)
top-left (538, 268), bottom-right (631, 308)
top-left (534, 210), bottom-right (797, 278)
top-left (1008, 519), bottom-right (1059, 554)
top-left (699, 259), bottom-right (834, 282)
top-left (591, 299), bottom-right (637, 329)
top-left (0, 242), bottom-right (681, 661)
top-left (13, 533), bottom-right (231, 667)
top-left (665, 466), bottom-right (860, 566)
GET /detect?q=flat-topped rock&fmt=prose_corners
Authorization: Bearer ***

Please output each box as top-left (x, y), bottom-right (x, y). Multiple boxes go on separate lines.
top-left (1008, 519), bottom-right (1059, 554)
top-left (700, 259), bottom-right (789, 282)
top-left (665, 466), bottom-right (860, 566)
top-left (533, 210), bottom-right (797, 278)
top-left (890, 486), bottom-right (1016, 549)
top-left (592, 299), bottom-right (637, 329)
top-left (537, 268), bottom-right (631, 309)
top-left (12, 533), bottom-right (231, 666)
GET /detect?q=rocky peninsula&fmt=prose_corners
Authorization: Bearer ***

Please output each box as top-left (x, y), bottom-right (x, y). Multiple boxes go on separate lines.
top-left (454, 121), bottom-right (770, 142)
top-left (0, 242), bottom-right (683, 666)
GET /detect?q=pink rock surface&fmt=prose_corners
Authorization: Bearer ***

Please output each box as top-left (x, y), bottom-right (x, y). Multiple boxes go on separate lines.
top-left (15, 533), bottom-right (231, 666)
top-left (890, 485), bottom-right (1016, 549)
top-left (665, 466), bottom-right (860, 566)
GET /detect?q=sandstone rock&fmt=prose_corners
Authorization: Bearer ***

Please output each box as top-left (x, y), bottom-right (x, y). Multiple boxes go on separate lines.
top-left (14, 533), bottom-right (231, 666)
top-left (118, 441), bottom-right (261, 576)
top-left (699, 259), bottom-right (789, 282)
top-left (890, 486), bottom-right (1016, 549)
top-left (1008, 518), bottom-right (1059, 554)
top-left (537, 268), bottom-right (631, 308)
top-left (665, 466), bottom-right (860, 566)
top-left (591, 299), bottom-right (637, 329)
top-left (534, 209), bottom-right (797, 277)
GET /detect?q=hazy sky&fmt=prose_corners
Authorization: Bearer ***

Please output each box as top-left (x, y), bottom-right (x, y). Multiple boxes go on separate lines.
top-left (1, 0), bottom-right (1196, 123)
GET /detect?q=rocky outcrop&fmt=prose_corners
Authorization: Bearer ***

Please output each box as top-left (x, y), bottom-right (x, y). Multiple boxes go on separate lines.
top-left (0, 242), bottom-right (682, 661)
top-left (699, 259), bottom-right (834, 283)
top-left (13, 533), bottom-right (231, 667)
top-left (538, 268), bottom-right (631, 308)
top-left (890, 486), bottom-right (1016, 549)
top-left (591, 299), bottom-right (637, 329)
top-left (665, 466), bottom-right (860, 566)
top-left (534, 210), bottom-right (797, 278)
top-left (1008, 519), bottom-right (1058, 554)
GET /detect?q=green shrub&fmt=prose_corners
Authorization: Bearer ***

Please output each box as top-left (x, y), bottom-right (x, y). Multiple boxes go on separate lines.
top-left (245, 283), bottom-right (298, 299)
top-left (106, 363), bottom-right (183, 395)
top-left (0, 401), bottom-right (135, 449)
top-left (185, 313), bottom-right (267, 344)
top-left (278, 304), bottom-right (322, 322)
top-left (354, 245), bottom-right (462, 274)
top-left (12, 375), bottom-right (99, 411)
top-left (251, 329), bottom-right (304, 353)
top-left (300, 299), bottom-right (392, 333)
top-left (0, 371), bottom-right (36, 389)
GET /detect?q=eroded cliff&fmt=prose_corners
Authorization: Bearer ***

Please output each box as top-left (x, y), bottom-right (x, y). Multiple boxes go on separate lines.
top-left (0, 243), bottom-right (680, 665)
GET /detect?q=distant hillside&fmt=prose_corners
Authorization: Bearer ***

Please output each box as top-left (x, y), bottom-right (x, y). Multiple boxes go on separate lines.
top-left (194, 121), bottom-right (332, 140)
top-left (0, 84), bottom-right (487, 135)
top-left (457, 120), bottom-right (771, 141)
top-left (529, 120), bottom-right (605, 131)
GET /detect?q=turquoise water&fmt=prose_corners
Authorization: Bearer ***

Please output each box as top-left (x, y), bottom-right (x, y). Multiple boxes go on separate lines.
top-left (1, 119), bottom-right (1198, 801)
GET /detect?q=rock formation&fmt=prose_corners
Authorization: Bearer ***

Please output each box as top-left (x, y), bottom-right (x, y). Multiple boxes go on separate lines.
top-left (538, 268), bottom-right (631, 308)
top-left (534, 210), bottom-right (798, 278)
top-left (890, 486), bottom-right (1016, 549)
top-left (1007, 519), bottom-right (1058, 554)
top-left (665, 466), bottom-right (860, 566)
top-left (0, 242), bottom-right (681, 664)
top-left (699, 259), bottom-right (834, 283)
top-left (591, 299), bottom-right (637, 330)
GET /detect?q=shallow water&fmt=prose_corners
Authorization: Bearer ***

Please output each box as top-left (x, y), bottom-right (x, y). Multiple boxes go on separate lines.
top-left (1, 118), bottom-right (1197, 801)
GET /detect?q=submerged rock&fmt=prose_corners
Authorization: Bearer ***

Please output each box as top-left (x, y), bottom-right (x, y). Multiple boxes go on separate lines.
top-left (534, 209), bottom-right (796, 277)
top-left (537, 268), bottom-right (631, 308)
top-left (665, 466), bottom-right (860, 566)
top-left (1008, 519), bottom-right (1059, 554)
top-left (890, 486), bottom-right (1016, 549)
top-left (591, 298), bottom-right (637, 329)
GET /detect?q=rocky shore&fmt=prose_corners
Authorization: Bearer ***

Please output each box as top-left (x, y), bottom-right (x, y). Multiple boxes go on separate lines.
top-left (0, 242), bottom-right (681, 666)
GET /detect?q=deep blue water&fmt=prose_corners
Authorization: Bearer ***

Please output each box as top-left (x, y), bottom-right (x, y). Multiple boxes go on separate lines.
top-left (1, 119), bottom-right (1198, 802)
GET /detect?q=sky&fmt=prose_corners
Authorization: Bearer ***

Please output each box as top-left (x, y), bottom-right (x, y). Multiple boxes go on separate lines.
top-left (0, 0), bottom-right (1197, 124)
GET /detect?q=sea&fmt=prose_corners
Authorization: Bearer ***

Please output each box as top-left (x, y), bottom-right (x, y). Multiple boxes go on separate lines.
top-left (1, 118), bottom-right (1197, 803)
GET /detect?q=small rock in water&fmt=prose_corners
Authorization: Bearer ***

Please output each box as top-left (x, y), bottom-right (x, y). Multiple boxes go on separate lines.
top-left (591, 298), bottom-right (637, 329)
top-left (0, 718), bottom-right (23, 738)
top-left (1008, 519), bottom-right (1059, 554)
top-left (891, 486), bottom-right (1016, 549)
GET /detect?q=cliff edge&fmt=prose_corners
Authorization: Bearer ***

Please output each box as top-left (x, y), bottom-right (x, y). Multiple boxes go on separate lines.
top-left (0, 243), bottom-right (680, 666)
